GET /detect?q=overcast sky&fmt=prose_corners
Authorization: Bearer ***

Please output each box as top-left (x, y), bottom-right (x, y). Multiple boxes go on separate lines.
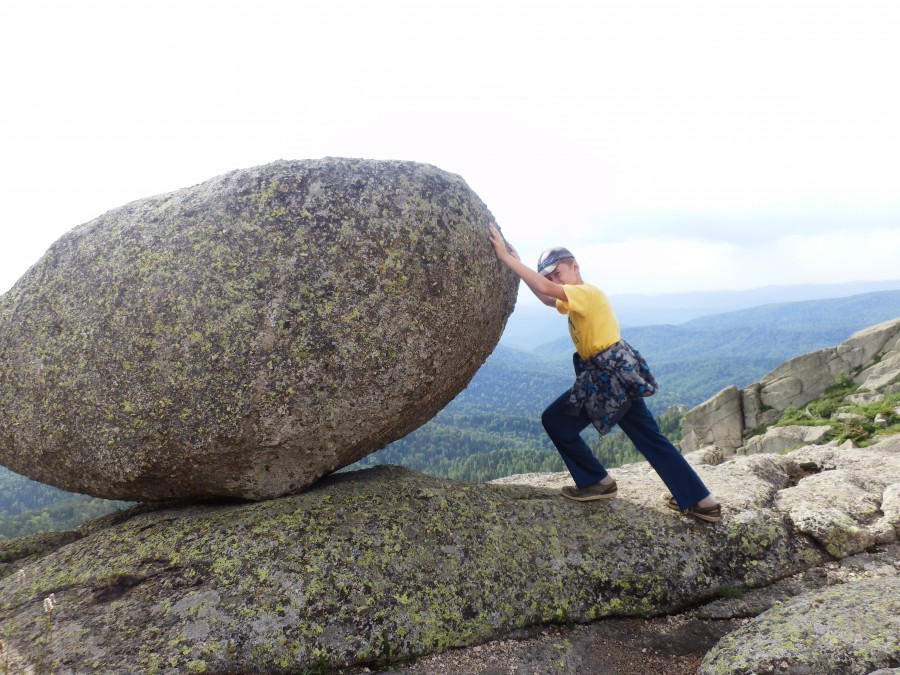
top-left (2, 0), bottom-right (898, 297)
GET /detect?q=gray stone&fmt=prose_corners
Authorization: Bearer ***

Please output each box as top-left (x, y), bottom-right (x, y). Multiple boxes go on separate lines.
top-left (699, 577), bottom-right (900, 675)
top-left (0, 158), bottom-right (517, 501)
top-left (847, 391), bottom-right (885, 405)
top-left (0, 449), bottom-right (822, 673)
top-left (755, 352), bottom-right (839, 413)
top-left (693, 542), bottom-right (900, 621)
top-left (859, 351), bottom-right (900, 392)
top-left (833, 411), bottom-right (867, 422)
top-left (681, 317), bottom-right (900, 456)
top-left (780, 436), bottom-right (900, 555)
top-left (741, 425), bottom-right (833, 456)
top-left (684, 445), bottom-right (727, 467)
top-left (2, 434), bottom-right (898, 673)
top-left (681, 385), bottom-right (744, 454)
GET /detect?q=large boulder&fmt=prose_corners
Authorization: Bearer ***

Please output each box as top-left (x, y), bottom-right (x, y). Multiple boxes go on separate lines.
top-left (0, 158), bottom-right (517, 501)
top-left (679, 385), bottom-right (744, 454)
top-left (0, 462), bottom-right (815, 673)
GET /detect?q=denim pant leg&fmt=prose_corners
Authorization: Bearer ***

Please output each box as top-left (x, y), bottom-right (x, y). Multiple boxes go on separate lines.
top-left (541, 391), bottom-right (608, 488)
top-left (617, 397), bottom-right (711, 509)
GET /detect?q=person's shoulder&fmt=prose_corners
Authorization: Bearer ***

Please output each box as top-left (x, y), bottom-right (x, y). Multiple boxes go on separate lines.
top-left (571, 281), bottom-right (605, 297)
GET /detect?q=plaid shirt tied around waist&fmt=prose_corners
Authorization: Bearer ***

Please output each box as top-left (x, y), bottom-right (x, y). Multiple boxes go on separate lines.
top-left (564, 340), bottom-right (658, 436)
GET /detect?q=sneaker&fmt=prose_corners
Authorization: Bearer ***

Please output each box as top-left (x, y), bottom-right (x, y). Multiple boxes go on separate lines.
top-left (560, 480), bottom-right (617, 502)
top-left (663, 493), bottom-right (721, 523)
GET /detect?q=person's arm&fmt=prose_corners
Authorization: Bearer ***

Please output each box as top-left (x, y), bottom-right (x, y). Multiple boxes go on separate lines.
top-left (488, 224), bottom-right (566, 307)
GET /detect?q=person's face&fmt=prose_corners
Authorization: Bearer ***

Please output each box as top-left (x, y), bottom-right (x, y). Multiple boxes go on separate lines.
top-left (545, 259), bottom-right (579, 285)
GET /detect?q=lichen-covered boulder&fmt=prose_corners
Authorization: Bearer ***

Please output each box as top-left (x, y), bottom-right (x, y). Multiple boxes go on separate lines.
top-left (0, 158), bottom-right (517, 500)
top-left (699, 577), bottom-right (900, 675)
top-left (0, 457), bottom-right (824, 675)
top-left (2, 437), bottom-right (898, 673)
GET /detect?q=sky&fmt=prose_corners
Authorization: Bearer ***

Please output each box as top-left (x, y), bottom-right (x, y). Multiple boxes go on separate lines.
top-left (2, 0), bottom-right (899, 299)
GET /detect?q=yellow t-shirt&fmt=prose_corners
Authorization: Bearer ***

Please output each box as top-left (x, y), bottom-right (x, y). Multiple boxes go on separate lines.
top-left (556, 283), bottom-right (621, 359)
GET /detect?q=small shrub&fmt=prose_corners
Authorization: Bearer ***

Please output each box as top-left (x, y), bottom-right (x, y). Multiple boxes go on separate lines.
top-left (776, 405), bottom-right (832, 428)
top-left (846, 392), bottom-right (900, 419)
top-left (824, 373), bottom-right (857, 397)
top-left (834, 421), bottom-right (872, 444)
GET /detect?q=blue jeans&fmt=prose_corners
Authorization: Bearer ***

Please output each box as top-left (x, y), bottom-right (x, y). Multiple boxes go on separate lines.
top-left (541, 391), bottom-right (711, 509)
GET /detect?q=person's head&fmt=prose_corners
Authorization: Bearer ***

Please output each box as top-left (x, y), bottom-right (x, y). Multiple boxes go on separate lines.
top-left (537, 246), bottom-right (581, 284)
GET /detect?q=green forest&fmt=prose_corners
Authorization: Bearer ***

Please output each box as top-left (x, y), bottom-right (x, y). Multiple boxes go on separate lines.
top-left (349, 406), bottom-right (685, 482)
top-left (2, 290), bottom-right (898, 540)
top-left (0, 470), bottom-right (130, 540)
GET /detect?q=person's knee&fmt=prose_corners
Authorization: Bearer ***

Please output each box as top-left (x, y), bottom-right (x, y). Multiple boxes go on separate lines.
top-left (541, 407), bottom-right (555, 433)
top-left (542, 406), bottom-right (573, 441)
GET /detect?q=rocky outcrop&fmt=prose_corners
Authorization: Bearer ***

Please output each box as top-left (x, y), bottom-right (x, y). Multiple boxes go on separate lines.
top-left (1, 434), bottom-right (898, 674)
top-left (681, 317), bottom-right (900, 454)
top-left (678, 385), bottom-right (744, 454)
top-left (742, 424), bottom-right (832, 455)
top-left (778, 439), bottom-right (900, 557)
top-left (0, 158), bottom-right (518, 501)
top-left (700, 577), bottom-right (900, 674)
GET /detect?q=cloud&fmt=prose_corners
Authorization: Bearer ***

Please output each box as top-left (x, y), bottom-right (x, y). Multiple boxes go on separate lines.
top-left (582, 202), bottom-right (900, 246)
top-left (561, 227), bottom-right (900, 296)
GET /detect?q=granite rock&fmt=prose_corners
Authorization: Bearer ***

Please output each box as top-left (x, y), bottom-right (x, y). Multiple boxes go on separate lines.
top-left (699, 577), bottom-right (900, 674)
top-left (1, 434), bottom-right (898, 673)
top-left (0, 158), bottom-right (518, 500)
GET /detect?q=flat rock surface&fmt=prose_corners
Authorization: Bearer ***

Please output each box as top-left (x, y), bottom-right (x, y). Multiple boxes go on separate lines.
top-left (700, 576), bottom-right (900, 674)
top-left (345, 544), bottom-right (899, 674)
top-left (2, 436), bottom-right (898, 673)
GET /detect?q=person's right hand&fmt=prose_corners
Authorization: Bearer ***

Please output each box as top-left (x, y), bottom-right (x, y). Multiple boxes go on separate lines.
top-left (488, 223), bottom-right (515, 261)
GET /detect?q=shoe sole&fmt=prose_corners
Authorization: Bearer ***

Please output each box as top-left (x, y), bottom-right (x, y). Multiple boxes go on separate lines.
top-left (664, 494), bottom-right (721, 522)
top-left (560, 490), bottom-right (617, 502)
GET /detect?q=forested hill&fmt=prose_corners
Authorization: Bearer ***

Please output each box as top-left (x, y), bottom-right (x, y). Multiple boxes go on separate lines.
top-left (0, 470), bottom-right (130, 539)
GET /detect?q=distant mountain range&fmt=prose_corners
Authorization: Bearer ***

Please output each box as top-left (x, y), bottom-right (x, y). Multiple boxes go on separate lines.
top-left (487, 288), bottom-right (900, 414)
top-left (500, 279), bottom-right (900, 350)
